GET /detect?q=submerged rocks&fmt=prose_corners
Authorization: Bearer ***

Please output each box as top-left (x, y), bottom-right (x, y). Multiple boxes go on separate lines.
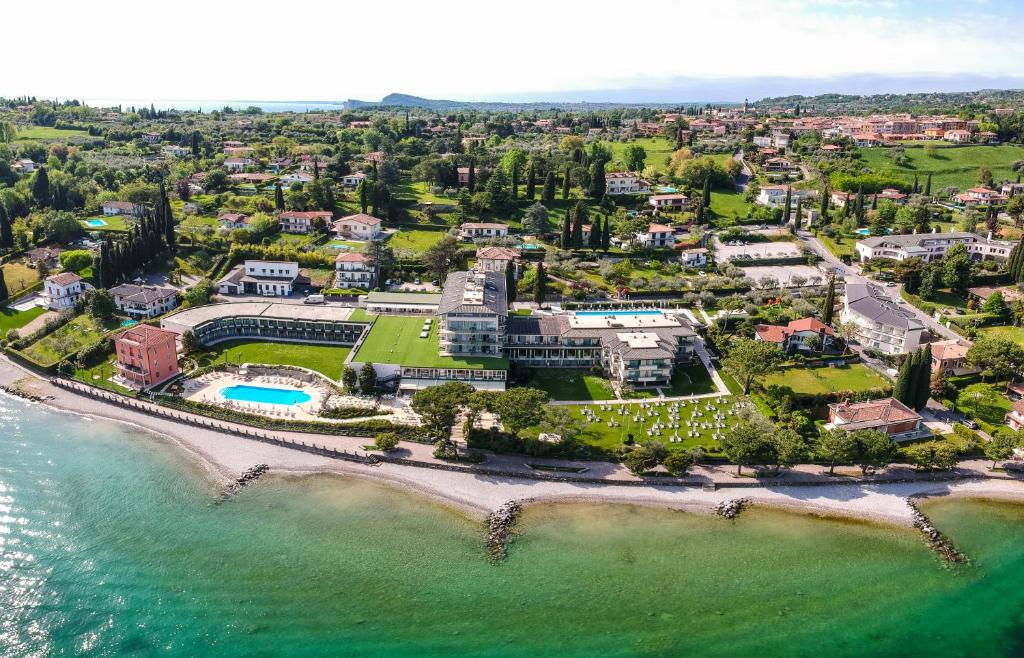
top-left (714, 498), bottom-right (749, 519)
top-left (486, 500), bottom-right (523, 563)
top-left (907, 499), bottom-right (969, 566)
top-left (217, 464), bottom-right (270, 502)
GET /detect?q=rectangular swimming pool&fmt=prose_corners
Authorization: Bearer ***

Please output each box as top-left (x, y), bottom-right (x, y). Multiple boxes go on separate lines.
top-left (85, 219), bottom-right (109, 227)
top-left (575, 310), bottom-right (664, 317)
top-left (220, 384), bottom-right (312, 405)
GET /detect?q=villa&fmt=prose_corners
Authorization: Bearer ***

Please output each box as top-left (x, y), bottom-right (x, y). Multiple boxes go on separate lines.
top-left (475, 246), bottom-right (521, 275)
top-left (113, 324), bottom-right (181, 389)
top-left (335, 252), bottom-right (375, 289)
top-left (43, 272), bottom-right (91, 311)
top-left (102, 201), bottom-right (142, 216)
top-left (1006, 400), bottom-right (1024, 431)
top-left (280, 210), bottom-right (333, 234)
top-left (840, 283), bottom-right (924, 355)
top-left (929, 339), bottom-right (977, 376)
top-left (224, 158), bottom-right (253, 171)
top-left (333, 213), bottom-right (383, 240)
top-left (109, 284), bottom-right (179, 319)
top-left (826, 398), bottom-right (930, 441)
top-left (955, 187), bottom-right (1009, 207)
top-left (217, 260), bottom-right (308, 297)
top-left (637, 224), bottom-right (675, 249)
top-left (680, 247), bottom-right (708, 268)
top-left (756, 185), bottom-right (789, 207)
top-left (605, 172), bottom-right (647, 195)
top-left (218, 212), bottom-right (251, 229)
top-left (648, 194), bottom-right (688, 211)
top-left (854, 231), bottom-right (1017, 263)
top-left (754, 317), bottom-right (835, 353)
top-left (342, 172), bottom-right (367, 188)
top-left (460, 223), bottom-right (508, 240)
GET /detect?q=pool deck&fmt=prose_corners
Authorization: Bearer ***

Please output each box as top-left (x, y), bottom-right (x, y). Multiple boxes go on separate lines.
top-left (183, 372), bottom-right (329, 422)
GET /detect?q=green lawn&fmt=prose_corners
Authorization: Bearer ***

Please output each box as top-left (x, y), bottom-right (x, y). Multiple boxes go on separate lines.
top-left (857, 144), bottom-right (1024, 191)
top-left (901, 287), bottom-right (968, 312)
top-left (709, 190), bottom-right (752, 222)
top-left (977, 325), bottom-right (1024, 346)
top-left (550, 396), bottom-right (740, 455)
top-left (603, 137), bottom-right (678, 175)
top-left (347, 308), bottom-right (377, 323)
top-left (74, 355), bottom-right (134, 394)
top-left (401, 180), bottom-right (459, 205)
top-left (817, 232), bottom-right (856, 259)
top-left (0, 305), bottom-right (46, 334)
top-left (352, 315), bottom-right (508, 369)
top-left (15, 126), bottom-right (92, 141)
top-left (760, 363), bottom-right (889, 395)
top-left (21, 315), bottom-right (119, 367)
top-left (196, 339), bottom-right (352, 380)
top-left (662, 362), bottom-right (717, 396)
top-left (80, 215), bottom-right (131, 232)
top-left (2, 261), bottom-right (41, 295)
top-left (519, 369), bottom-right (616, 401)
top-left (388, 228), bottom-right (448, 254)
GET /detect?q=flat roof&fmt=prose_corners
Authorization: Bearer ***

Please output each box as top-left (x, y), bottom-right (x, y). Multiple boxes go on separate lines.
top-left (567, 311), bottom-right (683, 330)
top-left (352, 315), bottom-right (508, 370)
top-left (364, 291), bottom-right (442, 306)
top-left (161, 302), bottom-right (359, 332)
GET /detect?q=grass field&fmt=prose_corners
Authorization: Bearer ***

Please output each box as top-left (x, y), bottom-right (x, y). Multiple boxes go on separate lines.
top-left (603, 137), bottom-right (678, 175)
top-left (662, 362), bottom-right (718, 396)
top-left (0, 306), bottom-right (46, 335)
top-left (15, 126), bottom-right (92, 141)
top-left (21, 315), bottom-right (119, 367)
top-left (760, 363), bottom-right (889, 395)
top-left (353, 315), bottom-right (508, 369)
top-left (73, 355), bottom-right (134, 394)
top-left (709, 189), bottom-right (752, 222)
top-left (519, 369), bottom-right (616, 401)
top-left (196, 339), bottom-right (352, 380)
top-left (857, 144), bottom-right (1024, 191)
top-left (80, 215), bottom-right (131, 232)
top-left (2, 261), bottom-right (41, 295)
top-left (817, 232), bottom-right (857, 259)
top-left (977, 325), bottom-right (1024, 346)
top-left (388, 228), bottom-right (448, 254)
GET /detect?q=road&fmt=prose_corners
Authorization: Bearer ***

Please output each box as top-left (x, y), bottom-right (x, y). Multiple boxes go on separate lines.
top-left (733, 148), bottom-right (752, 192)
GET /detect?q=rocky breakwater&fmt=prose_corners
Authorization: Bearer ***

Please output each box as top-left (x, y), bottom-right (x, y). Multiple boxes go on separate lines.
top-left (714, 498), bottom-right (749, 519)
top-left (486, 500), bottom-right (523, 563)
top-left (907, 498), bottom-right (969, 565)
top-left (215, 464), bottom-right (270, 503)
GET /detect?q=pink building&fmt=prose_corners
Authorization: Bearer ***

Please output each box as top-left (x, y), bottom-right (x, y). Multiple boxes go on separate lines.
top-left (114, 325), bottom-right (180, 389)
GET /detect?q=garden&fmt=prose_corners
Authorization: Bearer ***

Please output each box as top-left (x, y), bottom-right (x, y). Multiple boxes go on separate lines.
top-left (194, 339), bottom-right (353, 381)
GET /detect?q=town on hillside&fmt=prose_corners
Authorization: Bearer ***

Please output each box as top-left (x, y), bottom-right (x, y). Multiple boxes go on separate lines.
top-left (4, 91), bottom-right (1024, 476)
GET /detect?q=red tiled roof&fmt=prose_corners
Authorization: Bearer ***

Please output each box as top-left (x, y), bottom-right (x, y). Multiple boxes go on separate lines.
top-left (280, 211), bottom-right (333, 220)
top-left (476, 246), bottom-right (521, 260)
top-left (335, 253), bottom-right (370, 264)
top-left (337, 213), bottom-right (381, 226)
top-left (830, 398), bottom-right (920, 425)
top-left (116, 324), bottom-right (177, 347)
top-left (47, 272), bottom-right (82, 286)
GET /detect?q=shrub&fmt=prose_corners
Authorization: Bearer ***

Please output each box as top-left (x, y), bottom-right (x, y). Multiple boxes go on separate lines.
top-left (374, 431), bottom-right (400, 451)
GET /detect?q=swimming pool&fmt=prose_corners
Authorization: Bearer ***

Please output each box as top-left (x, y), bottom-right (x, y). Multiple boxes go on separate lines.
top-left (575, 310), bottom-right (664, 317)
top-left (856, 228), bottom-right (871, 236)
top-left (85, 219), bottom-right (109, 227)
top-left (220, 384), bottom-right (312, 405)
top-left (120, 319), bottom-right (139, 328)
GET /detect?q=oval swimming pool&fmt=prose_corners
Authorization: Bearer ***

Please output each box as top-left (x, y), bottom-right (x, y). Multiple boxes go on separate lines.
top-left (220, 384), bottom-right (312, 405)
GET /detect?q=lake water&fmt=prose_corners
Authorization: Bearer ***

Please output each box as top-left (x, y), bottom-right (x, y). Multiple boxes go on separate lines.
top-left (3, 394), bottom-right (1024, 656)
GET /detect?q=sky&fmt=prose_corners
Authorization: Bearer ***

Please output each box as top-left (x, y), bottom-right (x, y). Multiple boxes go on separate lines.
top-left (8, 0), bottom-right (1024, 103)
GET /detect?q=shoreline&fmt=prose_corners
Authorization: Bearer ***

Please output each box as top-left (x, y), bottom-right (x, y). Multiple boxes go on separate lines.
top-left (4, 358), bottom-right (1024, 527)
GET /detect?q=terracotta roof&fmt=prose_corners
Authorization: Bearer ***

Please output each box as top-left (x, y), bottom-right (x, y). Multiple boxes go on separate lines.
top-left (280, 211), bottom-right (333, 220)
top-left (335, 252), bottom-right (370, 264)
top-left (1012, 400), bottom-right (1024, 416)
top-left (336, 213), bottom-right (381, 226)
top-left (116, 324), bottom-right (177, 347)
top-left (755, 317), bottom-right (834, 344)
top-left (830, 398), bottom-right (920, 425)
top-left (462, 222), bottom-right (508, 230)
top-left (648, 224), bottom-right (674, 233)
top-left (930, 339), bottom-right (969, 362)
top-left (754, 324), bottom-right (788, 343)
top-left (476, 246), bottom-right (521, 261)
top-left (47, 272), bottom-right (82, 287)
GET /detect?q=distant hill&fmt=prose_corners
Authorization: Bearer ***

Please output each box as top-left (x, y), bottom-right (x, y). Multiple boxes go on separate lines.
top-left (754, 89), bottom-right (1024, 114)
top-left (342, 93), bottom-right (695, 112)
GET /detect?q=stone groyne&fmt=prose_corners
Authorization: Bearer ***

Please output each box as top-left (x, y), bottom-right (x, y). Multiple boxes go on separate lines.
top-left (486, 500), bottom-right (523, 563)
top-left (907, 498), bottom-right (969, 565)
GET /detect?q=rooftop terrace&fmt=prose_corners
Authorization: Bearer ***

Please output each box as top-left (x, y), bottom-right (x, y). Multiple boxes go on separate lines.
top-left (352, 315), bottom-right (509, 370)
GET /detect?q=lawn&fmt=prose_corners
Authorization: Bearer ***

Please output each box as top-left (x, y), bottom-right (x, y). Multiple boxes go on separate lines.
top-left (2, 261), bottom-right (41, 295)
top-left (347, 308), bottom-right (377, 323)
top-left (548, 396), bottom-right (742, 455)
top-left (662, 362), bottom-right (717, 396)
top-left (0, 305), bottom-right (46, 334)
top-left (901, 287), bottom-right (968, 312)
top-left (388, 228), bottom-right (448, 254)
top-left (709, 190), bottom-right (752, 223)
top-left (857, 144), bottom-right (1024, 191)
top-left (352, 315), bottom-right (508, 369)
top-left (519, 368), bottom-right (616, 401)
top-left (15, 125), bottom-right (93, 141)
top-left (603, 137), bottom-right (678, 175)
top-left (977, 325), bottom-right (1024, 346)
top-left (817, 232), bottom-right (856, 259)
top-left (400, 180), bottom-right (459, 205)
top-left (760, 363), bottom-right (889, 395)
top-left (196, 339), bottom-right (352, 380)
top-left (20, 314), bottom-right (119, 367)
top-left (74, 355), bottom-right (134, 394)
top-left (80, 215), bottom-right (131, 232)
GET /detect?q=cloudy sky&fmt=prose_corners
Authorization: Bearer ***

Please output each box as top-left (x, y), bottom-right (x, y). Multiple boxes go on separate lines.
top-left (8, 0), bottom-right (1024, 103)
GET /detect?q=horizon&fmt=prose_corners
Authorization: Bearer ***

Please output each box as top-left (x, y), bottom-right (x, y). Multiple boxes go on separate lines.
top-left (7, 0), bottom-right (1024, 104)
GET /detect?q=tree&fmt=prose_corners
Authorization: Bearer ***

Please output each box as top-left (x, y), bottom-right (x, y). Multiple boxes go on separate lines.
top-left (274, 183), bottom-right (285, 211)
top-left (892, 353), bottom-right (914, 407)
top-left (357, 180), bottom-right (369, 214)
top-left (505, 262), bottom-right (517, 306)
top-left (342, 365), bottom-right (358, 393)
top-left (533, 262), bottom-right (548, 308)
top-left (489, 387), bottom-right (550, 436)
top-left (782, 186), bottom-right (792, 225)
top-left (904, 349), bottom-right (923, 410)
top-left (358, 362), bottom-right (378, 395)
top-left (977, 166), bottom-right (994, 188)
top-left (560, 208), bottom-right (572, 248)
top-left (32, 167), bottom-right (50, 207)
top-left (772, 428), bottom-right (809, 472)
top-left (0, 201), bottom-right (13, 249)
top-left (467, 159), bottom-right (476, 192)
top-left (664, 448), bottom-right (703, 477)
top-left (982, 291), bottom-right (1009, 320)
top-left (542, 170), bottom-right (556, 204)
top-left (423, 235), bottom-right (465, 281)
top-left (522, 202), bottom-right (549, 236)
top-left (918, 262), bottom-right (943, 301)
top-left (59, 249), bottom-right (93, 273)
top-left (985, 431), bottom-right (1019, 469)
top-left (941, 243), bottom-right (972, 294)
top-left (913, 344), bottom-right (932, 411)
top-left (588, 216), bottom-right (603, 249)
top-left (623, 445), bottom-right (660, 476)
top-left (958, 383), bottom-right (1008, 425)
top-left (0, 268), bottom-right (7, 303)
top-left (561, 167), bottom-right (571, 199)
top-left (374, 432), bottom-right (400, 452)
top-left (411, 381), bottom-right (475, 438)
top-left (724, 339), bottom-right (784, 394)
top-left (624, 144), bottom-right (647, 172)
top-left (821, 275), bottom-right (836, 325)
top-left (924, 172), bottom-right (932, 197)
top-left (967, 337), bottom-right (1024, 382)
top-left (525, 161), bottom-right (537, 200)
top-left (570, 202), bottom-right (586, 248)
top-left (501, 149), bottom-right (526, 199)
top-left (88, 289), bottom-right (116, 321)
top-left (179, 330), bottom-right (199, 356)
top-left (719, 411), bottom-right (775, 475)
top-left (852, 429), bottom-right (898, 475)
top-left (587, 161), bottom-right (606, 198)
top-left (816, 428), bottom-right (857, 474)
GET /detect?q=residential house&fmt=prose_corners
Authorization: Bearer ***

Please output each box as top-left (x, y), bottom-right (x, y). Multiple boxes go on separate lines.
top-left (342, 172), bottom-right (367, 188)
top-left (334, 253), bottom-right (375, 290)
top-left (217, 260), bottom-right (307, 296)
top-left (109, 284), bottom-right (179, 319)
top-left (218, 212), bottom-right (251, 229)
top-left (929, 339), bottom-right (977, 376)
top-left (679, 247), bottom-right (708, 268)
top-left (605, 172), bottom-right (647, 195)
top-left (141, 132), bottom-right (161, 144)
top-left (876, 188), bottom-right (909, 204)
top-left (113, 325), bottom-right (181, 389)
top-left (756, 185), bottom-right (790, 207)
top-left (12, 158), bottom-right (37, 174)
top-left (944, 129), bottom-right (972, 143)
top-left (460, 222), bottom-right (508, 240)
top-left (457, 167), bottom-right (473, 186)
top-left (956, 187), bottom-right (1009, 207)
top-left (648, 193), bottom-right (688, 211)
top-left (754, 317), bottom-right (836, 352)
top-left (223, 158), bottom-right (253, 171)
top-left (854, 231), bottom-right (1017, 263)
top-left (161, 145), bottom-right (189, 158)
top-left (102, 201), bottom-right (141, 216)
top-left (43, 272), bottom-right (90, 311)
top-left (840, 282), bottom-right (925, 354)
top-left (475, 246), bottom-right (521, 276)
top-left (279, 172), bottom-right (313, 185)
top-left (333, 213), bottom-right (383, 240)
top-left (826, 398), bottom-right (930, 441)
top-left (280, 210), bottom-right (333, 234)
top-left (763, 157), bottom-right (793, 171)
top-left (637, 224), bottom-right (675, 249)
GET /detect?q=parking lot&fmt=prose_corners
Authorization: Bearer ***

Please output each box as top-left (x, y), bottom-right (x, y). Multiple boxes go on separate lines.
top-left (714, 239), bottom-right (803, 262)
top-left (736, 265), bottom-right (826, 288)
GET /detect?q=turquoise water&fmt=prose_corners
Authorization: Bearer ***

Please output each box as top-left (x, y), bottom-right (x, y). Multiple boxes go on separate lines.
top-left (119, 319), bottom-right (138, 328)
top-left (85, 219), bottom-right (108, 227)
top-left (220, 384), bottom-right (312, 405)
top-left (4, 394), bottom-right (1024, 656)
top-left (575, 310), bottom-right (663, 317)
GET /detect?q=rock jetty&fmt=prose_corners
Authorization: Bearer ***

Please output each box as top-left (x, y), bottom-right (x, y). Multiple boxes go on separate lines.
top-left (216, 464), bottom-right (270, 503)
top-left (486, 500), bottom-right (522, 563)
top-left (906, 499), bottom-right (969, 565)
top-left (714, 498), bottom-right (748, 519)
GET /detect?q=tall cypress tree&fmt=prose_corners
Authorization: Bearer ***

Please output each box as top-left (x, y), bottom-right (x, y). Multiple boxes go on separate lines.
top-left (819, 186), bottom-right (830, 221)
top-left (0, 268), bottom-right (8, 303)
top-left (32, 167), bottom-right (50, 207)
top-left (915, 344), bottom-right (933, 410)
top-left (542, 170), bottom-right (556, 204)
top-left (191, 131), bottom-right (201, 157)
top-left (702, 177), bottom-right (711, 208)
top-left (601, 215), bottom-right (611, 251)
top-left (782, 187), bottom-right (792, 225)
top-left (570, 202), bottom-right (585, 248)
top-left (912, 174), bottom-right (919, 194)
top-left (892, 354), bottom-right (913, 407)
top-left (793, 197), bottom-right (802, 231)
top-left (589, 216), bottom-right (603, 249)
top-left (533, 262), bottom-right (547, 308)
top-left (467, 159), bottom-right (476, 192)
top-left (587, 161), bottom-right (606, 198)
top-left (821, 275), bottom-right (836, 325)
top-left (505, 262), bottom-right (516, 306)
top-left (924, 173), bottom-right (932, 197)
top-left (164, 195), bottom-right (176, 254)
top-left (525, 161), bottom-right (536, 200)
top-left (561, 167), bottom-right (571, 200)
top-left (1008, 241), bottom-right (1024, 282)
top-left (560, 210), bottom-right (572, 248)
top-left (275, 183), bottom-right (285, 211)
top-left (0, 201), bottom-right (13, 249)
top-left (904, 350), bottom-right (922, 409)
top-left (358, 181), bottom-right (368, 213)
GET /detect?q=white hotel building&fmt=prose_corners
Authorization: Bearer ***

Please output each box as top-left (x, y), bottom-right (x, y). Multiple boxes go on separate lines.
top-left (854, 231), bottom-right (1017, 264)
top-left (840, 283), bottom-right (925, 355)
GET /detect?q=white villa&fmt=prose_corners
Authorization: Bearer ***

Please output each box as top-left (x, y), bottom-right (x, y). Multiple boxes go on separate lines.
top-left (637, 224), bottom-right (675, 249)
top-left (460, 223), bottom-right (508, 240)
top-left (109, 284), bottom-right (179, 319)
top-left (605, 172), bottom-right (647, 195)
top-left (335, 253), bottom-right (375, 290)
top-left (841, 283), bottom-right (925, 355)
top-left (43, 272), bottom-right (91, 311)
top-left (854, 231), bottom-right (1017, 263)
top-left (333, 213), bottom-right (383, 240)
top-left (217, 260), bottom-right (306, 297)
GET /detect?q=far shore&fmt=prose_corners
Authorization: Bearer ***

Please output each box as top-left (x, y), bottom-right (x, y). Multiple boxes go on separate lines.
top-left (3, 356), bottom-right (1024, 527)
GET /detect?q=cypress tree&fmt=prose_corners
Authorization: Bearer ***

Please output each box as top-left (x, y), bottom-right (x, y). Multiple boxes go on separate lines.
top-left (912, 175), bottom-right (919, 194)
top-left (904, 350), bottom-right (922, 409)
top-left (313, 160), bottom-right (320, 180)
top-left (924, 173), bottom-right (932, 197)
top-left (792, 197), bottom-right (802, 232)
top-left (467, 159), bottom-right (476, 192)
top-left (533, 262), bottom-right (547, 308)
top-left (0, 201), bottom-right (13, 249)
top-left (505, 262), bottom-right (516, 306)
top-left (542, 170), bottom-right (556, 204)
top-left (587, 161), bottom-right (606, 198)
top-left (1008, 241), bottom-right (1024, 282)
top-left (871, 194), bottom-right (878, 211)
top-left (164, 196), bottom-right (176, 253)
top-left (526, 161), bottom-right (536, 200)
top-left (32, 167), bottom-right (50, 207)
top-left (588, 217), bottom-right (603, 249)
top-left (0, 268), bottom-right (7, 303)
top-left (358, 181), bottom-right (368, 214)
top-left (782, 187), bottom-right (792, 225)
top-left (892, 354), bottom-right (913, 407)
top-left (819, 186), bottom-right (830, 220)
top-left (702, 176), bottom-right (711, 208)
top-left (275, 183), bottom-right (285, 211)
top-left (191, 131), bottom-right (201, 157)
top-left (601, 215), bottom-right (611, 251)
top-left (561, 167), bottom-right (571, 200)
top-left (821, 274), bottom-right (836, 325)
top-left (570, 202), bottom-right (585, 248)
top-left (915, 344), bottom-right (933, 410)
top-left (560, 209), bottom-right (571, 248)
